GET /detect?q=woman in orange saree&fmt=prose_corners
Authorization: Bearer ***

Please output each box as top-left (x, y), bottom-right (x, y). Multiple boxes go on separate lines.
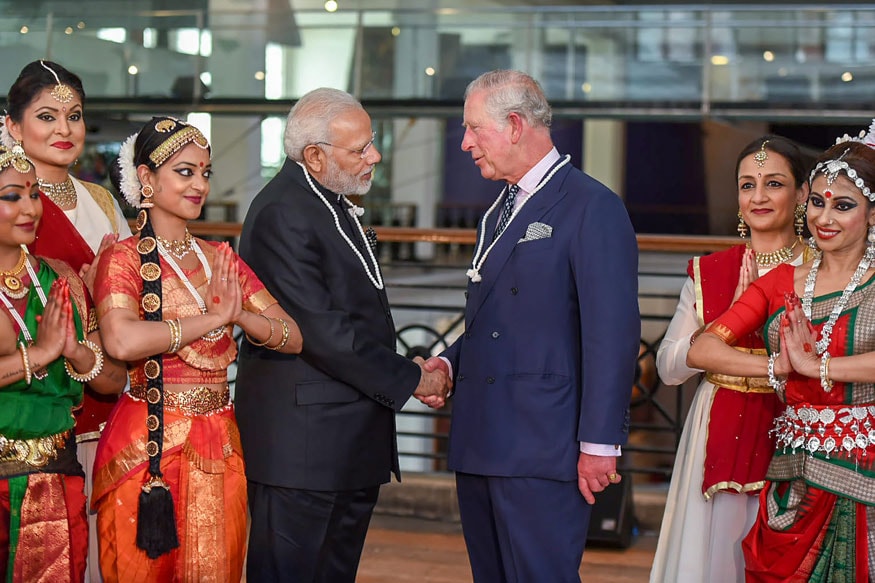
top-left (689, 137), bottom-right (875, 582)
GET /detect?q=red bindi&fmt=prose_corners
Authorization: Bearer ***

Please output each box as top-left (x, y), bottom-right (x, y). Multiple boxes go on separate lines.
top-left (824, 189), bottom-right (833, 199)
top-left (199, 162), bottom-right (204, 167)
top-left (25, 181), bottom-right (31, 187)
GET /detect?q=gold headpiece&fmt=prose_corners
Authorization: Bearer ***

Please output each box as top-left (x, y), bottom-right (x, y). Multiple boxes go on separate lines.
top-left (148, 123), bottom-right (209, 167)
top-left (39, 60), bottom-right (74, 104)
top-left (754, 140), bottom-right (769, 168)
top-left (0, 144), bottom-right (34, 174)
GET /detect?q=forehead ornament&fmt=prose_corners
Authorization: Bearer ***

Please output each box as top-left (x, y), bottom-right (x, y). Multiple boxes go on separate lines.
top-left (39, 60), bottom-right (74, 104)
top-left (754, 140), bottom-right (769, 168)
top-left (0, 143), bottom-right (34, 174)
top-left (809, 148), bottom-right (874, 202)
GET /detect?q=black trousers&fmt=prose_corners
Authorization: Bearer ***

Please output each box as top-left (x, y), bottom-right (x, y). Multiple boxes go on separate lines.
top-left (246, 481), bottom-right (381, 583)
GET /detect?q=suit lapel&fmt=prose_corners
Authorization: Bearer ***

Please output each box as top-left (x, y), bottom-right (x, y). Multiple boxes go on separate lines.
top-left (466, 165), bottom-right (572, 324)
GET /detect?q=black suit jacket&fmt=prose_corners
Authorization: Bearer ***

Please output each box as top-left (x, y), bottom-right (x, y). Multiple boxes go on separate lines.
top-left (236, 159), bottom-right (421, 491)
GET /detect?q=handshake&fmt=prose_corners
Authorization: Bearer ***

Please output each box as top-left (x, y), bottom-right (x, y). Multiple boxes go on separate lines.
top-left (412, 356), bottom-right (453, 409)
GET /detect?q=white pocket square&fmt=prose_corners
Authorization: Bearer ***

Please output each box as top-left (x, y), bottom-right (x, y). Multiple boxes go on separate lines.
top-left (518, 222), bottom-right (553, 243)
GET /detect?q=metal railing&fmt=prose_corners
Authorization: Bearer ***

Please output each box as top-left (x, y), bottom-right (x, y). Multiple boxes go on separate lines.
top-left (195, 221), bottom-right (736, 479)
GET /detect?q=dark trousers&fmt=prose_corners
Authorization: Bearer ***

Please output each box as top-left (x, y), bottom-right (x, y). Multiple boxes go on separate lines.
top-left (456, 472), bottom-right (591, 583)
top-left (246, 481), bottom-right (381, 583)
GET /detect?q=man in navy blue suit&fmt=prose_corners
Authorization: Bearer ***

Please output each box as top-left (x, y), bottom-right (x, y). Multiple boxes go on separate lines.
top-left (425, 70), bottom-right (641, 582)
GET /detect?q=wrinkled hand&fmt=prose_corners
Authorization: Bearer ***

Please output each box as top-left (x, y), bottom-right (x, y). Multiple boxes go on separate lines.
top-left (79, 233), bottom-right (118, 295)
top-left (412, 356), bottom-right (450, 409)
top-left (731, 248), bottom-right (758, 305)
top-left (207, 243), bottom-right (242, 326)
top-left (779, 292), bottom-right (820, 378)
top-left (577, 452), bottom-right (621, 505)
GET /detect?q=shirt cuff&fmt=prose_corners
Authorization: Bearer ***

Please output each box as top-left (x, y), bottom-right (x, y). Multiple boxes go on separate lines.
top-left (580, 442), bottom-right (622, 456)
top-left (438, 357), bottom-right (454, 397)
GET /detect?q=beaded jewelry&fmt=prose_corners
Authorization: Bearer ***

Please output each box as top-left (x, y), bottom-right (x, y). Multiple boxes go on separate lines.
top-left (19, 342), bottom-right (32, 385)
top-left (767, 352), bottom-right (786, 392)
top-left (64, 339), bottom-right (105, 383)
top-left (299, 162), bottom-right (384, 290)
top-left (37, 177), bottom-right (77, 207)
top-left (467, 155), bottom-right (571, 282)
top-left (268, 319), bottom-right (291, 351)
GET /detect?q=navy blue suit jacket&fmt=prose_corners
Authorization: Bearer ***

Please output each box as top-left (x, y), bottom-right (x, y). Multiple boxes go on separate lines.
top-left (443, 161), bottom-right (640, 481)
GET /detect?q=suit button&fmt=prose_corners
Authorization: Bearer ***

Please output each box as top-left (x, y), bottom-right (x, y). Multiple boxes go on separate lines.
top-left (457, 374), bottom-right (465, 381)
top-left (465, 332), bottom-right (471, 339)
top-left (491, 331), bottom-right (500, 339)
top-left (464, 291), bottom-right (469, 299)
top-left (386, 310), bottom-right (392, 317)
top-left (486, 376), bottom-right (495, 384)
top-left (511, 287), bottom-right (518, 295)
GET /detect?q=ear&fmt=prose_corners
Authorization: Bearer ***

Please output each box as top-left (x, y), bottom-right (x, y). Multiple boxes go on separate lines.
top-left (302, 144), bottom-right (325, 175)
top-left (507, 112), bottom-right (525, 144)
top-left (136, 164), bottom-right (154, 191)
top-left (5, 116), bottom-right (22, 142)
top-left (796, 181), bottom-right (810, 205)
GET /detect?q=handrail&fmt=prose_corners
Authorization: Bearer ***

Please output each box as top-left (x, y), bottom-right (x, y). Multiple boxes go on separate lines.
top-left (164, 220), bottom-right (739, 253)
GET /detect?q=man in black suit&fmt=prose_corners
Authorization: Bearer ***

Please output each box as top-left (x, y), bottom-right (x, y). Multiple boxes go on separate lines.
top-left (236, 87), bottom-right (450, 583)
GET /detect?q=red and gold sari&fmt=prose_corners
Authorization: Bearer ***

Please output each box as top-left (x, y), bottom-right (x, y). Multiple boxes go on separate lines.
top-left (690, 245), bottom-right (784, 498)
top-left (92, 237), bottom-right (275, 583)
top-left (708, 263), bottom-right (875, 582)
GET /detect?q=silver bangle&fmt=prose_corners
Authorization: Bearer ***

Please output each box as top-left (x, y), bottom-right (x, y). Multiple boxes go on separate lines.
top-left (820, 351), bottom-right (833, 393)
top-left (768, 352), bottom-right (786, 391)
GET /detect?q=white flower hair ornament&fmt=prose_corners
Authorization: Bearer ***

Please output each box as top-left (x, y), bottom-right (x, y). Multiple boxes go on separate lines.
top-left (834, 118), bottom-right (875, 150)
top-left (117, 132), bottom-right (142, 208)
top-left (0, 116), bottom-right (16, 149)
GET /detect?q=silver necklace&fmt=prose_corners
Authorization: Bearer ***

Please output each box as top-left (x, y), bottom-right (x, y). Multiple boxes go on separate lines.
top-left (801, 246), bottom-right (875, 355)
top-left (156, 238), bottom-right (226, 342)
top-left (299, 163), bottom-right (384, 290)
top-left (467, 155), bottom-right (570, 282)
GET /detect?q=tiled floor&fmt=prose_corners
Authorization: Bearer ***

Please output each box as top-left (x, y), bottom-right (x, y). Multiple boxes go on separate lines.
top-left (357, 515), bottom-right (657, 582)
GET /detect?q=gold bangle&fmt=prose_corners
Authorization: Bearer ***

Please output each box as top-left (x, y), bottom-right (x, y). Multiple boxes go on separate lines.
top-left (65, 339), bottom-right (105, 383)
top-left (19, 342), bottom-right (32, 385)
top-left (267, 319), bottom-right (290, 351)
top-left (166, 318), bottom-right (182, 353)
top-left (245, 314), bottom-right (274, 347)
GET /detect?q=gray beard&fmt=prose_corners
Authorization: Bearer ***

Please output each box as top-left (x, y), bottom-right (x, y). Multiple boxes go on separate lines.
top-left (322, 156), bottom-right (372, 196)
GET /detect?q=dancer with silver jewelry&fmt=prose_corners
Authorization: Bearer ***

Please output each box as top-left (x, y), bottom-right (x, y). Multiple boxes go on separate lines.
top-left (688, 132), bottom-right (875, 581)
top-left (651, 136), bottom-right (813, 583)
top-left (0, 144), bottom-right (125, 582)
top-left (91, 117), bottom-right (301, 582)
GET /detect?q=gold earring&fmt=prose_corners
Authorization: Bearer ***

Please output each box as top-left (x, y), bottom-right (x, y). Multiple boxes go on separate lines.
top-left (794, 204), bottom-right (806, 237)
top-left (737, 210), bottom-right (748, 238)
top-left (140, 184), bottom-right (154, 209)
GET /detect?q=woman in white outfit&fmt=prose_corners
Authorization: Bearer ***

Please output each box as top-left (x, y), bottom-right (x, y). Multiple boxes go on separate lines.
top-left (650, 135), bottom-right (812, 582)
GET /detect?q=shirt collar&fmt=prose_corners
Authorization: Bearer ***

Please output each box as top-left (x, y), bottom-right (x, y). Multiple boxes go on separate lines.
top-left (515, 147), bottom-right (560, 196)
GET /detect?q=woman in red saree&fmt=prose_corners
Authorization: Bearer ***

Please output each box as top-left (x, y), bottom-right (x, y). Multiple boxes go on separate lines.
top-left (92, 117), bottom-right (302, 582)
top-left (3, 61), bottom-right (133, 580)
top-left (651, 136), bottom-right (812, 583)
top-left (689, 137), bottom-right (875, 582)
top-left (0, 144), bottom-right (125, 582)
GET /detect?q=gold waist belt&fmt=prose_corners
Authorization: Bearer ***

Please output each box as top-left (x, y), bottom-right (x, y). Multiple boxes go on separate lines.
top-left (704, 346), bottom-right (773, 393)
top-left (129, 385), bottom-right (231, 416)
top-left (705, 372), bottom-right (774, 393)
top-left (0, 428), bottom-right (72, 468)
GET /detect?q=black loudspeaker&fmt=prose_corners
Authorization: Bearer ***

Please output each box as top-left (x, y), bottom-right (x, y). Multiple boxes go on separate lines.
top-left (585, 476), bottom-right (635, 548)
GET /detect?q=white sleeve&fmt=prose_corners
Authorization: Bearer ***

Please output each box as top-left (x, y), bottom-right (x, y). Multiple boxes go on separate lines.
top-left (656, 277), bottom-right (704, 386)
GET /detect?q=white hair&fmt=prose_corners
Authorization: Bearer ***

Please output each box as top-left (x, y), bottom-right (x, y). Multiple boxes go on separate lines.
top-left (465, 70), bottom-right (552, 129)
top-left (283, 88), bottom-right (365, 161)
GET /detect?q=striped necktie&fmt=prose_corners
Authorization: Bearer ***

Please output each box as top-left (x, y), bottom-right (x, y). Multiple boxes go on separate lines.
top-left (493, 184), bottom-right (519, 241)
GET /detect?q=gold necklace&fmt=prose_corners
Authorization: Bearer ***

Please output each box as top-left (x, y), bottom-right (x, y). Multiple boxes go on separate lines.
top-left (748, 237), bottom-right (800, 267)
top-left (156, 230), bottom-right (193, 260)
top-left (0, 248), bottom-right (29, 299)
top-left (37, 177), bottom-right (77, 207)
